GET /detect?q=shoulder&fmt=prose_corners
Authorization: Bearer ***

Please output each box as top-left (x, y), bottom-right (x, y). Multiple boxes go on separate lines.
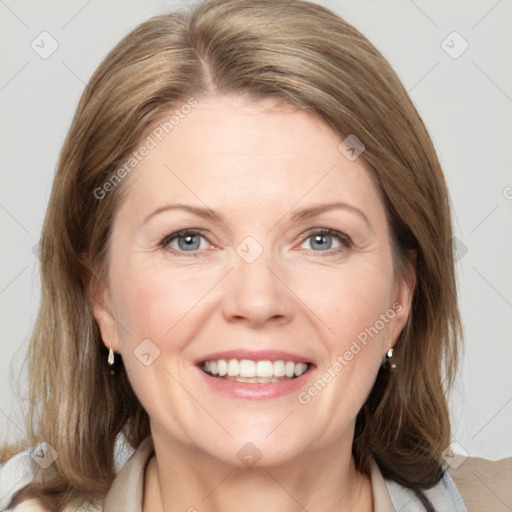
top-left (385, 471), bottom-right (467, 511)
top-left (383, 456), bottom-right (512, 512)
top-left (448, 456), bottom-right (512, 512)
top-left (6, 499), bottom-right (50, 512)
top-left (0, 447), bottom-right (103, 512)
top-left (0, 434), bottom-right (137, 512)
top-left (7, 498), bottom-right (101, 511)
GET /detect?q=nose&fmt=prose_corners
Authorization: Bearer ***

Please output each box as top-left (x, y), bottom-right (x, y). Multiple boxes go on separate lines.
top-left (220, 248), bottom-right (295, 328)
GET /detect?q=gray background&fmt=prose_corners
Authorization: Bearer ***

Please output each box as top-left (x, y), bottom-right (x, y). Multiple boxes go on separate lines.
top-left (1, 0), bottom-right (511, 461)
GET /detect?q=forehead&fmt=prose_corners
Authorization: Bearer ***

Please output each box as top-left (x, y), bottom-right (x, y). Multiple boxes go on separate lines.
top-left (116, 95), bottom-right (385, 226)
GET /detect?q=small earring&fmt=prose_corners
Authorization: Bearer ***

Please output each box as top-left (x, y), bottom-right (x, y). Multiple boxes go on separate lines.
top-left (108, 347), bottom-right (115, 366)
top-left (384, 347), bottom-right (396, 370)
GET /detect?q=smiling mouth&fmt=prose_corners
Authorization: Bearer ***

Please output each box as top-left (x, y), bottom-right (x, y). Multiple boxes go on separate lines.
top-left (199, 358), bottom-right (312, 383)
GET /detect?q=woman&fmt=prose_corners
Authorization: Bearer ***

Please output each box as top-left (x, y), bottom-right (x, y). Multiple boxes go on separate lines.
top-left (0, 0), bottom-right (471, 510)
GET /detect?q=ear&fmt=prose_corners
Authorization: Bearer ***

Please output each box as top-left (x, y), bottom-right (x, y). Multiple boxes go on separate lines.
top-left (85, 267), bottom-right (121, 353)
top-left (385, 250), bottom-right (417, 351)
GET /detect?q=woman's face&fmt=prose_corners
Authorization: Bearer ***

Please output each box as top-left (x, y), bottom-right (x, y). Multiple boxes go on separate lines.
top-left (92, 94), bottom-right (413, 467)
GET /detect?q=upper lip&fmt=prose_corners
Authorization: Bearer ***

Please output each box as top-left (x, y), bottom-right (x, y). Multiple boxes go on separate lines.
top-left (195, 349), bottom-right (313, 366)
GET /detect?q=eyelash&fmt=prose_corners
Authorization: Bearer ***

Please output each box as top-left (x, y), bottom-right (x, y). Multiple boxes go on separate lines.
top-left (159, 228), bottom-right (352, 257)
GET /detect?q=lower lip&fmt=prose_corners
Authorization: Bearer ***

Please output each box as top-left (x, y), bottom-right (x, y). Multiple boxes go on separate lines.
top-left (196, 366), bottom-right (314, 400)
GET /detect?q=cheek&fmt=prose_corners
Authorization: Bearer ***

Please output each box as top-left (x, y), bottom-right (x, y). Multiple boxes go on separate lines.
top-left (295, 259), bottom-right (394, 398)
top-left (293, 268), bottom-right (394, 434)
top-left (296, 260), bottom-right (395, 343)
top-left (107, 265), bottom-right (210, 439)
top-left (109, 259), bottom-right (220, 351)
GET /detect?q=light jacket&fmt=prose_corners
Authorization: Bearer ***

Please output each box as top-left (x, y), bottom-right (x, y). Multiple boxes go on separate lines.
top-left (2, 437), bottom-right (510, 511)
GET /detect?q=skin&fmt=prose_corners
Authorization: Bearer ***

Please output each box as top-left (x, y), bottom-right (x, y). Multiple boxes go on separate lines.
top-left (91, 94), bottom-right (415, 511)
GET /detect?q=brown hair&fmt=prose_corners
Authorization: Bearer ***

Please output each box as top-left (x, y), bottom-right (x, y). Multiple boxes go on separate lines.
top-left (3, 0), bottom-right (461, 509)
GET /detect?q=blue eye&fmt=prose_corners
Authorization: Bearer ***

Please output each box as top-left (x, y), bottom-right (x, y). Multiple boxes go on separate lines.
top-left (300, 228), bottom-right (352, 255)
top-left (161, 230), bottom-right (208, 254)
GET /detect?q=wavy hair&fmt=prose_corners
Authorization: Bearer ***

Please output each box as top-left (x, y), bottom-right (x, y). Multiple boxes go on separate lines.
top-left (3, 0), bottom-right (461, 509)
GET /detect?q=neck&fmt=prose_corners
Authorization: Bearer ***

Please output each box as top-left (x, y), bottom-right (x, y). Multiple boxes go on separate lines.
top-left (143, 432), bottom-right (373, 512)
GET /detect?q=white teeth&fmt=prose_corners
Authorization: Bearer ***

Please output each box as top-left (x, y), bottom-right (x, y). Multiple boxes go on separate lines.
top-left (239, 359), bottom-right (256, 377)
top-left (256, 360), bottom-right (274, 378)
top-left (294, 363), bottom-right (308, 377)
top-left (225, 375), bottom-right (281, 383)
top-left (227, 359), bottom-right (239, 376)
top-left (217, 359), bottom-right (227, 376)
top-left (201, 358), bottom-right (310, 380)
top-left (273, 360), bottom-right (285, 377)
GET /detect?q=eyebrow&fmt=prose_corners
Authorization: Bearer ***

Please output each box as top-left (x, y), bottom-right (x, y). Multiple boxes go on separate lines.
top-left (143, 204), bottom-right (223, 225)
top-left (289, 202), bottom-right (373, 231)
top-left (142, 201), bottom-right (373, 231)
